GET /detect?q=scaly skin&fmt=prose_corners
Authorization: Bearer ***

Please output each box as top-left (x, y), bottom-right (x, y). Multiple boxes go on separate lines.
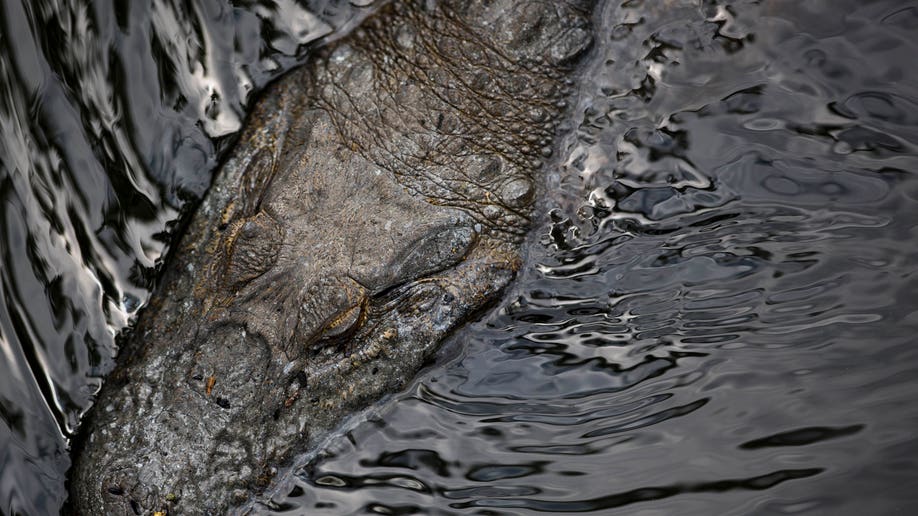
top-left (69, 1), bottom-right (594, 513)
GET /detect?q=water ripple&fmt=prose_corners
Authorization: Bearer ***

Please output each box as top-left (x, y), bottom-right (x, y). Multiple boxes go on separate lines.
top-left (265, 0), bottom-right (918, 513)
top-left (0, 0), bottom-right (379, 511)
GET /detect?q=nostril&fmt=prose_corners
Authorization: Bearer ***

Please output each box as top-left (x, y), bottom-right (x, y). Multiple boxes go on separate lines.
top-left (107, 485), bottom-right (124, 496)
top-left (129, 499), bottom-right (141, 515)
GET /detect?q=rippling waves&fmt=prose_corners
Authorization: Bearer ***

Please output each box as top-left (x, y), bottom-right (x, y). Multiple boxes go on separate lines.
top-left (0, 1), bottom-right (377, 512)
top-left (261, 0), bottom-right (918, 513)
top-left (2, 0), bottom-right (918, 513)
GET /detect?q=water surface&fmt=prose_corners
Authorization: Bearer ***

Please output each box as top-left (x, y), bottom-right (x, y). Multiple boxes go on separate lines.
top-left (0, 1), bottom-right (377, 513)
top-left (261, 0), bottom-right (918, 513)
top-left (2, 0), bottom-right (918, 514)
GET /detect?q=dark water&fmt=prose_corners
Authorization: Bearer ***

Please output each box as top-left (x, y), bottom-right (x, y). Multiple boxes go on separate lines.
top-left (1, 0), bottom-right (917, 514)
top-left (0, 1), bottom-right (377, 513)
top-left (260, 0), bottom-right (918, 513)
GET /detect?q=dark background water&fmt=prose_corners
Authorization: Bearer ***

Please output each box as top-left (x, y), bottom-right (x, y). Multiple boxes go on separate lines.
top-left (2, 0), bottom-right (918, 514)
top-left (0, 1), bottom-right (376, 513)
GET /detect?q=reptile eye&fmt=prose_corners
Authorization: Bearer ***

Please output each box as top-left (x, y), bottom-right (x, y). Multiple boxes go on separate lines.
top-left (323, 303), bottom-right (364, 338)
top-left (384, 224), bottom-right (478, 290)
top-left (221, 211), bottom-right (284, 289)
top-left (311, 301), bottom-right (366, 354)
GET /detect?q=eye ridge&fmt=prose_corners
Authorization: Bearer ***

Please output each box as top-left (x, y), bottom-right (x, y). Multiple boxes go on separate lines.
top-left (385, 224), bottom-right (479, 289)
top-left (308, 298), bottom-right (368, 356)
top-left (307, 273), bottom-right (448, 358)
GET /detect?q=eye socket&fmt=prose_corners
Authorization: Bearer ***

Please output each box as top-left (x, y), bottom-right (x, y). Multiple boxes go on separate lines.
top-left (221, 211), bottom-right (284, 289)
top-left (322, 302), bottom-right (364, 339)
top-left (385, 224), bottom-right (478, 290)
top-left (310, 300), bottom-right (366, 354)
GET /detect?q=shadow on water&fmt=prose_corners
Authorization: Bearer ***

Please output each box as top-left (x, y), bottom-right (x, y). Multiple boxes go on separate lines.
top-left (1, 0), bottom-right (918, 514)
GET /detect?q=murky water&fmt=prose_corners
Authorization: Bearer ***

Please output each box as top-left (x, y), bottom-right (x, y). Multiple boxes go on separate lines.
top-left (1, 0), bottom-right (917, 514)
top-left (0, 1), bottom-right (377, 513)
top-left (260, 0), bottom-right (918, 513)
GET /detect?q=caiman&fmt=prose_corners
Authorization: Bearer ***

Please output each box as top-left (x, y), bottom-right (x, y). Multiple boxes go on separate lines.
top-left (69, 0), bottom-right (595, 513)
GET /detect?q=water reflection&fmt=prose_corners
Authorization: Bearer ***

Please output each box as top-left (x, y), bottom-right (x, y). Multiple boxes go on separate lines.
top-left (1, 0), bottom-right (917, 512)
top-left (262, 0), bottom-right (918, 513)
top-left (0, 0), bottom-right (377, 512)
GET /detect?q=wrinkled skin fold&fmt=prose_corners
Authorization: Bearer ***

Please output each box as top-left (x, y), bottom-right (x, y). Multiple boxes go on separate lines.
top-left (69, 0), bottom-right (595, 513)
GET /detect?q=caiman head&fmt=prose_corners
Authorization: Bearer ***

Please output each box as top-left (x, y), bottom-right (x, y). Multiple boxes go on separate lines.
top-left (69, 0), bottom-right (594, 513)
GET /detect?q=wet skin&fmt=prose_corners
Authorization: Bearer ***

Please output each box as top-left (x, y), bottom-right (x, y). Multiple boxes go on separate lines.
top-left (69, 0), bottom-right (594, 513)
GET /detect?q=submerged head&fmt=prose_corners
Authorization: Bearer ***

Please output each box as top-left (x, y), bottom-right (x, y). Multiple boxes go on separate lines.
top-left (70, 0), bottom-right (593, 513)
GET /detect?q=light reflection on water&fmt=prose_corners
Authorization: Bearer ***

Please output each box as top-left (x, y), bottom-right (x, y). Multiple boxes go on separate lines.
top-left (261, 0), bottom-right (918, 513)
top-left (0, 0), bottom-right (917, 513)
top-left (0, 1), bottom-right (377, 513)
